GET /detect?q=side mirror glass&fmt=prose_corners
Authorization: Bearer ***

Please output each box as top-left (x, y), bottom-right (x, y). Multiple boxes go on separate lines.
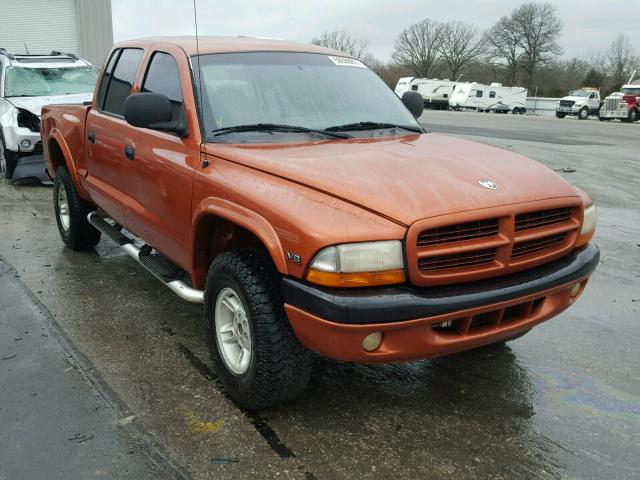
top-left (123, 93), bottom-right (188, 138)
top-left (401, 91), bottom-right (424, 118)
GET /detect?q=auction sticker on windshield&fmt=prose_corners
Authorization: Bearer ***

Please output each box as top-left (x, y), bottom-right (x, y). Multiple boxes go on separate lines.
top-left (327, 56), bottom-right (367, 68)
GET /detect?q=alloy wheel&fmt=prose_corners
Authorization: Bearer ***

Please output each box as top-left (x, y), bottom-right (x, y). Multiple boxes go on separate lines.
top-left (215, 287), bottom-right (252, 375)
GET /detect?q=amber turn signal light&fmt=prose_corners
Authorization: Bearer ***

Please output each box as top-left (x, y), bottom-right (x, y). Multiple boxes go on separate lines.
top-left (306, 268), bottom-right (406, 288)
top-left (574, 230), bottom-right (594, 248)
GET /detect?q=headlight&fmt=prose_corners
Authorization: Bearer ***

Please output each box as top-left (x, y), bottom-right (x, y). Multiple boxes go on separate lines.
top-left (575, 204), bottom-right (597, 247)
top-left (306, 240), bottom-right (405, 288)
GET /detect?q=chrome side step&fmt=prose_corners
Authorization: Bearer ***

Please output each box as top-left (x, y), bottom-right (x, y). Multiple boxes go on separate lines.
top-left (87, 211), bottom-right (204, 304)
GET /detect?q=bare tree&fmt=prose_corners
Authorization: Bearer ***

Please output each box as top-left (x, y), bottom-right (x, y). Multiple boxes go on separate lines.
top-left (606, 35), bottom-right (639, 87)
top-left (439, 21), bottom-right (485, 79)
top-left (510, 2), bottom-right (563, 85)
top-left (485, 16), bottom-right (521, 85)
top-left (391, 19), bottom-right (445, 78)
top-left (311, 30), bottom-right (370, 61)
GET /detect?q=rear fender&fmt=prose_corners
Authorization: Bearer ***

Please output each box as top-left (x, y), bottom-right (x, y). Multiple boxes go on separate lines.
top-left (45, 129), bottom-right (90, 199)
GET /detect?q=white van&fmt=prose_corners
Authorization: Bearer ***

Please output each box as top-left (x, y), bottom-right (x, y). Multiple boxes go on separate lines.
top-left (449, 82), bottom-right (528, 114)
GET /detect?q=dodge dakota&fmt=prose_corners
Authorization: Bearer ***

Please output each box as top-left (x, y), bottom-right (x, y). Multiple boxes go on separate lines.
top-left (41, 37), bottom-right (599, 409)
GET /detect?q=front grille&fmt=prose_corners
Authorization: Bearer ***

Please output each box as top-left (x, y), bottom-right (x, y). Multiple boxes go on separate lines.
top-left (407, 203), bottom-right (581, 286)
top-left (515, 208), bottom-right (571, 231)
top-left (512, 233), bottom-right (567, 258)
top-left (419, 248), bottom-right (497, 271)
top-left (605, 97), bottom-right (620, 111)
top-left (417, 219), bottom-right (499, 246)
top-left (432, 297), bottom-right (546, 334)
top-left (559, 100), bottom-right (575, 108)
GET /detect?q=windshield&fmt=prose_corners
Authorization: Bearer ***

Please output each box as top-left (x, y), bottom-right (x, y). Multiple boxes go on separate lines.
top-left (195, 52), bottom-right (420, 142)
top-left (621, 87), bottom-right (640, 95)
top-left (568, 90), bottom-right (590, 97)
top-left (4, 66), bottom-right (97, 97)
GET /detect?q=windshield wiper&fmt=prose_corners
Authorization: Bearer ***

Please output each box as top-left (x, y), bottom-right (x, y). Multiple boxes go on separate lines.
top-left (325, 121), bottom-right (423, 133)
top-left (211, 123), bottom-right (351, 139)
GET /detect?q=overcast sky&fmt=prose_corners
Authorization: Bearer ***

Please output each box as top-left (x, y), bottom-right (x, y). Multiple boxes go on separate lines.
top-left (111, 0), bottom-right (640, 63)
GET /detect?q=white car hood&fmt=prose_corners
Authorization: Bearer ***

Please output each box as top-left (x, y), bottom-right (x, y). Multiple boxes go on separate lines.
top-left (5, 93), bottom-right (93, 116)
top-left (561, 96), bottom-right (588, 102)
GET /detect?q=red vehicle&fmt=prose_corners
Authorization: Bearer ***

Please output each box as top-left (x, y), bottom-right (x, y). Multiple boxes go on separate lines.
top-left (40, 37), bottom-right (599, 409)
top-left (599, 82), bottom-right (640, 122)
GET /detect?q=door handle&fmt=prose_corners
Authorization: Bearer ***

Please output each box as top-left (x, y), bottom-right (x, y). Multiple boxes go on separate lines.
top-left (87, 131), bottom-right (96, 143)
top-left (124, 144), bottom-right (135, 161)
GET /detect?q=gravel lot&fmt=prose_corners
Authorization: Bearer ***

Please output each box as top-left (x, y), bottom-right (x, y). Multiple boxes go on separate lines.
top-left (1, 111), bottom-right (638, 479)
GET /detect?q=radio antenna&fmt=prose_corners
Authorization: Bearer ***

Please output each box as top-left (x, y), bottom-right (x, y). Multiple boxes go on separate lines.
top-left (193, 0), bottom-right (205, 145)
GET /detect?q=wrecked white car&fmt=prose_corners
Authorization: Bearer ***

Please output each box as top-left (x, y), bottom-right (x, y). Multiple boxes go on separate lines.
top-left (0, 49), bottom-right (96, 182)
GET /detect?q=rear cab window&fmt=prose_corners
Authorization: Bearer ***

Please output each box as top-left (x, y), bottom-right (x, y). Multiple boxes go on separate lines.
top-left (141, 51), bottom-right (185, 126)
top-left (100, 48), bottom-right (144, 116)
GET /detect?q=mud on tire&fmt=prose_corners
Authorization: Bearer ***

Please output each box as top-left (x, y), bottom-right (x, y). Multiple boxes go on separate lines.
top-left (53, 166), bottom-right (101, 250)
top-left (204, 249), bottom-right (312, 410)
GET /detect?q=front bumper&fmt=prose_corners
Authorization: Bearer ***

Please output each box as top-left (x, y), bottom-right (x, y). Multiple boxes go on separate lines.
top-left (283, 243), bottom-right (599, 362)
top-left (599, 110), bottom-right (627, 119)
top-left (556, 106), bottom-right (580, 115)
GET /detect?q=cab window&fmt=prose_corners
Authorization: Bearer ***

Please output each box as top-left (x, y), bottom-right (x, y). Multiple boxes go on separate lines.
top-left (96, 49), bottom-right (119, 110)
top-left (102, 48), bottom-right (144, 116)
top-left (142, 52), bottom-right (184, 124)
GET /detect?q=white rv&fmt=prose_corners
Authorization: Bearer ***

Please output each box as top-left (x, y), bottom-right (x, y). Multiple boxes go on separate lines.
top-left (449, 82), bottom-right (528, 114)
top-left (394, 78), bottom-right (461, 109)
top-left (394, 77), bottom-right (414, 97)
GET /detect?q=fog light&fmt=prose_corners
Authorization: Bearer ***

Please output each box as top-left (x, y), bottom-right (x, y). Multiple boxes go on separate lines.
top-left (570, 283), bottom-right (581, 298)
top-left (362, 332), bottom-right (383, 352)
top-left (20, 139), bottom-right (32, 150)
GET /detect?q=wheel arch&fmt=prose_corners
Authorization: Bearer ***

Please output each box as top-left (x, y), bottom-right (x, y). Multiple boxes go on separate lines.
top-left (46, 130), bottom-right (90, 198)
top-left (190, 198), bottom-right (288, 289)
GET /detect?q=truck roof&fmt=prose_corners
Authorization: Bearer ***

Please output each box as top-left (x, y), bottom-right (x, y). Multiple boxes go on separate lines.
top-left (116, 36), bottom-right (346, 57)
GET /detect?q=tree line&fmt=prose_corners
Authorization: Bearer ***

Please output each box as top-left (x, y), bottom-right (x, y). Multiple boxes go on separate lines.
top-left (311, 2), bottom-right (639, 97)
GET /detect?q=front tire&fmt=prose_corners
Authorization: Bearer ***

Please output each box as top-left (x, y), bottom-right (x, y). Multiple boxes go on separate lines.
top-left (628, 108), bottom-right (638, 123)
top-left (53, 166), bottom-right (101, 250)
top-left (204, 249), bottom-right (312, 410)
top-left (555, 112), bottom-right (566, 119)
top-left (578, 107), bottom-right (589, 120)
top-left (0, 138), bottom-right (18, 179)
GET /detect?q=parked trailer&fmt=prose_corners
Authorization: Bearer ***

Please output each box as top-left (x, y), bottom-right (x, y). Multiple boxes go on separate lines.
top-left (450, 82), bottom-right (528, 114)
top-left (394, 78), bottom-right (461, 110)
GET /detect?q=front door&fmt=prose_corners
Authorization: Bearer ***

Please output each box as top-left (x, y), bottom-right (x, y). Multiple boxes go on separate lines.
top-left (117, 50), bottom-right (199, 270)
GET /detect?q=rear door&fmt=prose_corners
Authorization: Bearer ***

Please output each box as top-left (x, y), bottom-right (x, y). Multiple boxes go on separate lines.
top-left (117, 48), bottom-right (201, 270)
top-left (84, 47), bottom-right (144, 226)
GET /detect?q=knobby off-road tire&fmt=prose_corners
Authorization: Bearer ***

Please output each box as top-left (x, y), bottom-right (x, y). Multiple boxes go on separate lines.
top-left (204, 249), bottom-right (312, 410)
top-left (53, 166), bottom-right (101, 250)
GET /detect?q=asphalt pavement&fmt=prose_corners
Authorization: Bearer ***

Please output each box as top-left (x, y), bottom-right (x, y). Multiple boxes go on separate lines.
top-left (0, 111), bottom-right (638, 479)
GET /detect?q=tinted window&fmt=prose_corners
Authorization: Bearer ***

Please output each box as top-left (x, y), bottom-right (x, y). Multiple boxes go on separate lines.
top-left (96, 50), bottom-right (119, 109)
top-left (489, 91), bottom-right (496, 98)
top-left (476, 90), bottom-right (483, 98)
top-left (142, 52), bottom-right (184, 122)
top-left (102, 48), bottom-right (143, 116)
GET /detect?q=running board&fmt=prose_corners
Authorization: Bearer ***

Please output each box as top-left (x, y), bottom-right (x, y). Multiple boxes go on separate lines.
top-left (87, 211), bottom-right (204, 304)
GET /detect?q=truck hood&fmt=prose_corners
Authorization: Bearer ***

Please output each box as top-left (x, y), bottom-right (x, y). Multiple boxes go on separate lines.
top-left (561, 96), bottom-right (589, 102)
top-left (5, 93), bottom-right (93, 116)
top-left (208, 133), bottom-right (579, 226)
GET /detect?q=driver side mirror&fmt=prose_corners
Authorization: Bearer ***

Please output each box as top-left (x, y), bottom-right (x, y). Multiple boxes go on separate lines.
top-left (123, 93), bottom-right (188, 138)
top-left (401, 91), bottom-right (424, 118)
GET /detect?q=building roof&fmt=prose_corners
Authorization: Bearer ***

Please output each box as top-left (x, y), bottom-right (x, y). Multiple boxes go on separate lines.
top-left (115, 35), bottom-right (346, 57)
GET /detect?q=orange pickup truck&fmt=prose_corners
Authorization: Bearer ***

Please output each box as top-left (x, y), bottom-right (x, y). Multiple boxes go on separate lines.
top-left (41, 36), bottom-right (599, 409)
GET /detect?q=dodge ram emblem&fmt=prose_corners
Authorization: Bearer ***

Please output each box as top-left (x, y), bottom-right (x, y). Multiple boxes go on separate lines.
top-left (478, 179), bottom-right (498, 190)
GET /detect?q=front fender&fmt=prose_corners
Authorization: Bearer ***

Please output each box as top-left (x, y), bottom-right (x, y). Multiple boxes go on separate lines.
top-left (191, 197), bottom-right (288, 287)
